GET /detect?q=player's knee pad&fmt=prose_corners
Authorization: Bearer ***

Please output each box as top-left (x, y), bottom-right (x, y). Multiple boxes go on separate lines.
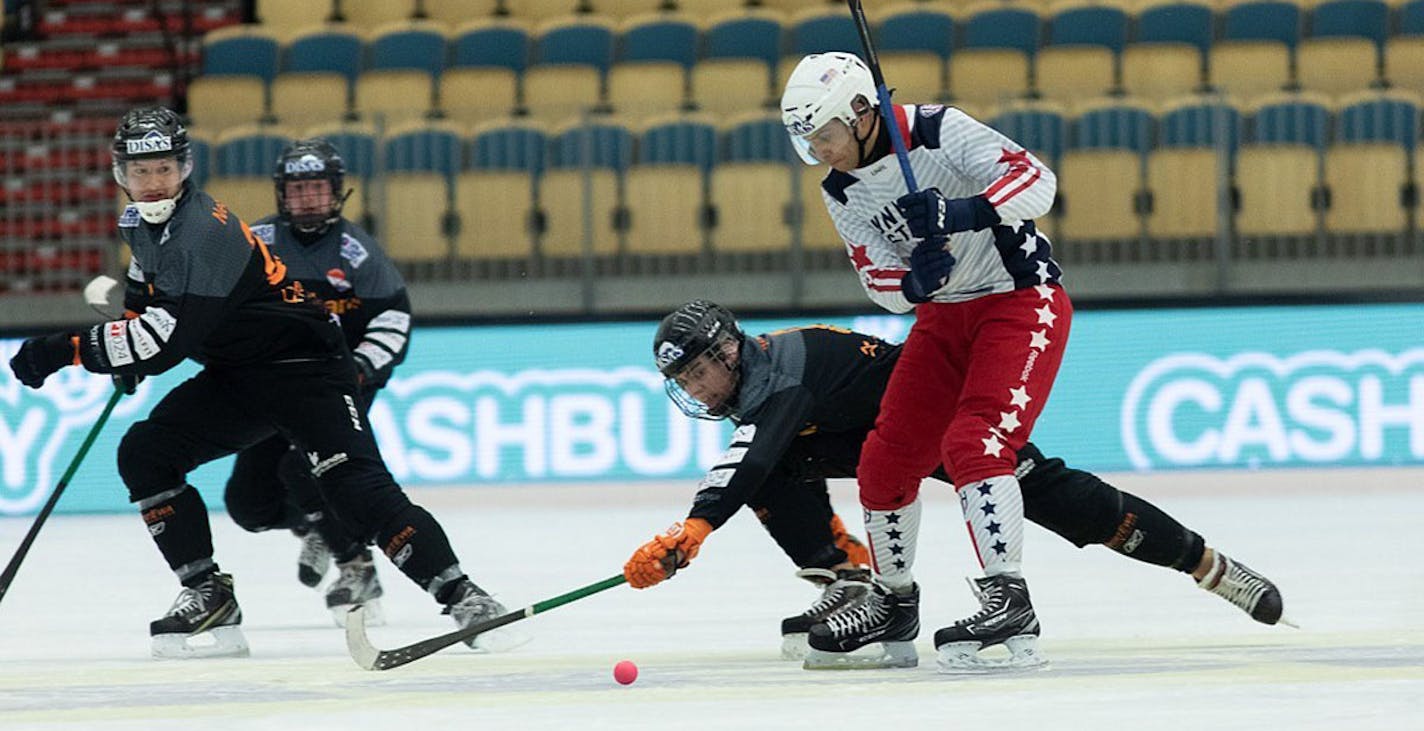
top-left (117, 421), bottom-right (185, 503)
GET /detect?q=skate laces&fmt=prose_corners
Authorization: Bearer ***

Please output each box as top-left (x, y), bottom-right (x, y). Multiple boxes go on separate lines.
top-left (960, 577), bottom-right (1008, 622)
top-left (298, 532), bottom-right (331, 570)
top-left (444, 587), bottom-right (506, 626)
top-left (167, 575), bottom-right (226, 618)
top-left (1203, 556), bottom-right (1269, 613)
top-left (823, 587), bottom-right (890, 638)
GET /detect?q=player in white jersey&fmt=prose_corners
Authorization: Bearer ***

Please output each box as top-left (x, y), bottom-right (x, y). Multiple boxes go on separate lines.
top-left (780, 52), bottom-right (1070, 673)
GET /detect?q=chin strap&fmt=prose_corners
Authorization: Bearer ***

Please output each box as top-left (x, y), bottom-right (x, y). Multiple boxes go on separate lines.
top-left (132, 187), bottom-right (185, 224)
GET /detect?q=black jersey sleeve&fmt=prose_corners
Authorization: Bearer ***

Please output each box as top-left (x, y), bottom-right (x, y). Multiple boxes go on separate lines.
top-left (79, 200), bottom-right (266, 376)
top-left (343, 223), bottom-right (411, 383)
top-left (686, 386), bottom-right (816, 529)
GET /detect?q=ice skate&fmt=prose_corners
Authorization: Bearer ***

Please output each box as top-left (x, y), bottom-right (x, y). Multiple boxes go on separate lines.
top-left (150, 572), bottom-right (250, 659)
top-left (325, 549), bottom-right (385, 628)
top-left (444, 579), bottom-right (529, 653)
top-left (933, 575), bottom-right (1048, 674)
top-left (1198, 551), bottom-right (1295, 627)
top-left (295, 525), bottom-right (331, 589)
top-left (803, 581), bottom-right (919, 670)
top-left (780, 567), bottom-right (872, 660)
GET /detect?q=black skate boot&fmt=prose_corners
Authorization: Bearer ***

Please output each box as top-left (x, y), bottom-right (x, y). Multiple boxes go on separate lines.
top-left (1198, 551), bottom-right (1295, 626)
top-left (933, 574), bottom-right (1048, 674)
top-left (325, 549), bottom-right (385, 628)
top-left (803, 581), bottom-right (919, 670)
top-left (294, 524), bottom-right (332, 589)
top-left (149, 572), bottom-right (249, 659)
top-left (780, 567), bottom-right (872, 660)
top-left (443, 579), bottom-right (529, 653)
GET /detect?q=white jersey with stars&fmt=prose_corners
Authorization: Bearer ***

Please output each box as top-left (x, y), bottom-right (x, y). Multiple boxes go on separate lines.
top-left (819, 104), bottom-right (1062, 314)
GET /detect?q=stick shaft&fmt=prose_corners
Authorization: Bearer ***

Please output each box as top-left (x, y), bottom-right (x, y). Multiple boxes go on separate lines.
top-left (846, 0), bottom-right (919, 192)
top-left (0, 387), bottom-right (124, 606)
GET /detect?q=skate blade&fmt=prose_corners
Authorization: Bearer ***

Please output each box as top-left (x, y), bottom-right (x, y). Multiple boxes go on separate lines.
top-left (935, 635), bottom-right (1048, 675)
top-left (802, 641), bottom-right (918, 670)
top-left (151, 625), bottom-right (250, 659)
top-left (470, 625), bottom-right (532, 654)
top-left (331, 599), bottom-right (385, 629)
top-left (780, 633), bottom-right (809, 661)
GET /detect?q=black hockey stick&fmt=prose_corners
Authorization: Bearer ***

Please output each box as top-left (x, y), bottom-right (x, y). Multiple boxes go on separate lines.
top-left (846, 0), bottom-right (919, 193)
top-left (0, 386), bottom-right (124, 607)
top-left (345, 574), bottom-right (627, 670)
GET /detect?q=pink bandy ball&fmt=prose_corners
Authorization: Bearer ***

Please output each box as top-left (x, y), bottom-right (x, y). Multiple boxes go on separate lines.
top-left (613, 659), bottom-right (638, 685)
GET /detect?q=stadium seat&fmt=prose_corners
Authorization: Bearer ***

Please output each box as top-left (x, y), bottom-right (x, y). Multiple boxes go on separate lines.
top-left (355, 71), bottom-right (436, 126)
top-left (357, 22), bottom-right (447, 125)
top-left (1134, 0), bottom-right (1212, 51)
top-left (704, 9), bottom-right (782, 69)
top-left (213, 125), bottom-right (292, 177)
top-left (1035, 0), bottom-right (1127, 104)
top-left (450, 18), bottom-right (532, 72)
top-left (624, 115), bottom-right (716, 254)
top-left (875, 3), bottom-right (953, 60)
top-left (1221, 0), bottom-right (1302, 47)
top-left (988, 100), bottom-right (1068, 166)
top-left (506, 0), bottom-right (587, 24)
top-left (368, 21), bottom-right (447, 78)
top-left (1322, 91), bottom-right (1419, 233)
top-left (1123, 1), bottom-right (1210, 99)
top-left (1307, 0), bottom-right (1387, 47)
top-left (789, 7), bottom-right (861, 57)
top-left (187, 76), bottom-right (268, 133)
top-left (1385, 37), bottom-right (1424, 91)
top-left (270, 72), bottom-right (351, 128)
top-left (283, 25), bottom-right (364, 83)
top-left (1209, 41), bottom-right (1293, 98)
top-left (1296, 38), bottom-right (1381, 97)
top-left (1045, 0), bottom-right (1127, 51)
top-left (438, 68), bottom-right (520, 124)
top-left (607, 14), bottom-right (698, 115)
top-left (672, 0), bottom-right (745, 17)
top-left (962, 4), bottom-right (1041, 57)
top-left (711, 112), bottom-right (796, 253)
top-left (799, 165), bottom-right (844, 250)
top-left (540, 119), bottom-right (633, 257)
top-left (524, 16), bottom-right (616, 121)
top-left (338, 0), bottom-right (416, 30)
top-left (207, 176), bottom-right (278, 224)
top-left (1056, 100), bottom-right (1151, 240)
top-left (423, 0), bottom-right (500, 28)
top-left (188, 132), bottom-right (213, 190)
top-left (1402, 0), bottom-right (1424, 35)
top-left (383, 120), bottom-right (465, 179)
top-left (301, 121), bottom-right (378, 225)
top-left (255, 0), bottom-right (333, 36)
top-left (878, 53), bottom-right (947, 104)
top-left (456, 121), bottom-right (547, 260)
top-left (1235, 92), bottom-right (1330, 237)
top-left (619, 13), bottom-right (697, 67)
top-left (949, 49), bottom-right (1031, 108)
top-left (691, 11), bottom-right (783, 116)
top-left (202, 25), bottom-right (280, 82)
top-left (383, 173), bottom-right (452, 260)
top-left (1146, 99), bottom-right (1242, 238)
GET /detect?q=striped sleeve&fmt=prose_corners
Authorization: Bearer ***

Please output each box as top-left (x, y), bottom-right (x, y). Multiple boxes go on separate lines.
top-left (941, 109), bottom-right (1057, 223)
top-left (350, 299), bottom-right (411, 383)
top-left (824, 191), bottom-right (916, 315)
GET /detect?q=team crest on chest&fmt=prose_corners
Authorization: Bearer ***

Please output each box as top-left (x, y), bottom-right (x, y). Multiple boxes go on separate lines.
top-left (339, 234), bottom-right (368, 268)
top-left (119, 206), bottom-right (141, 228)
top-left (326, 267), bottom-right (353, 292)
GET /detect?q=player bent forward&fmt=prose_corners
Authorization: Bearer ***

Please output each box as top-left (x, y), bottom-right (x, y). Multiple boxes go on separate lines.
top-left (622, 301), bottom-right (1291, 671)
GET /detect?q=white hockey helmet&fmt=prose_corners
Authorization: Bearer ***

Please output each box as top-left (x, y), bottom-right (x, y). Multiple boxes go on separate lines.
top-left (780, 52), bottom-right (878, 164)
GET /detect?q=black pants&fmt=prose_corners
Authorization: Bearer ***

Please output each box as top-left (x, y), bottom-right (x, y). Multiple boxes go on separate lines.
top-left (117, 356), bottom-right (461, 593)
top-left (223, 388), bottom-right (378, 561)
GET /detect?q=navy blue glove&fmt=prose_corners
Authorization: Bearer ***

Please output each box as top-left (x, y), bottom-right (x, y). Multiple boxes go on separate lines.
top-left (10, 332), bottom-right (77, 389)
top-left (891, 189), bottom-right (1000, 238)
top-left (900, 237), bottom-right (956, 304)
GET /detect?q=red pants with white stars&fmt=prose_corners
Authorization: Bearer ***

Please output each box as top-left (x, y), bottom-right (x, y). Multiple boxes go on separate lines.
top-left (857, 284), bottom-right (1072, 509)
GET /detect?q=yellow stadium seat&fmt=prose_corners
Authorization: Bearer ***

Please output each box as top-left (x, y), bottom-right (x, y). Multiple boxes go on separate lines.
top-left (1323, 143), bottom-right (1412, 234)
top-left (354, 70), bottom-right (435, 126)
top-left (271, 73), bottom-right (350, 128)
top-left (1145, 148), bottom-right (1222, 238)
top-left (879, 52), bottom-right (947, 103)
top-left (1055, 149), bottom-right (1143, 240)
top-left (256, 0), bottom-right (333, 36)
top-left (624, 165), bottom-right (706, 254)
top-left (206, 177), bottom-right (276, 224)
top-left (505, 0), bottom-right (584, 23)
top-left (1209, 41), bottom-right (1292, 99)
top-left (423, 0), bottom-right (500, 28)
top-left (691, 59), bottom-right (773, 116)
top-left (1385, 37), bottom-right (1424, 91)
top-left (673, 0), bottom-right (745, 16)
top-left (598, 0), bottom-right (663, 19)
top-left (1121, 43), bottom-right (1203, 101)
top-left (538, 170), bottom-right (623, 257)
top-left (710, 162), bottom-right (794, 252)
top-left (438, 68), bottom-right (520, 125)
top-left (522, 66), bottom-right (605, 122)
top-left (1296, 38), bottom-right (1381, 99)
top-left (1235, 145), bottom-right (1321, 237)
top-left (382, 174), bottom-right (452, 260)
top-left (455, 171), bottom-right (537, 259)
top-left (339, 0), bottom-right (415, 30)
top-left (949, 49), bottom-right (1031, 109)
top-left (187, 77), bottom-right (267, 134)
top-left (607, 62), bottom-right (689, 116)
top-left (799, 165), bottom-right (844, 251)
top-left (1033, 46), bottom-right (1117, 107)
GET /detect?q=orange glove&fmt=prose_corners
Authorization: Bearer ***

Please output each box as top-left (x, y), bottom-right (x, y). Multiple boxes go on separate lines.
top-left (623, 518), bottom-right (713, 589)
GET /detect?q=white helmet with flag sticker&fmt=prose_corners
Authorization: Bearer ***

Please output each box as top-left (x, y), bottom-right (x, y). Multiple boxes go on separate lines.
top-left (780, 52), bottom-right (877, 164)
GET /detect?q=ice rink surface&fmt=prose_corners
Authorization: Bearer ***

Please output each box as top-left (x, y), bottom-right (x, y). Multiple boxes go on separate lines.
top-left (2, 468), bottom-right (1422, 731)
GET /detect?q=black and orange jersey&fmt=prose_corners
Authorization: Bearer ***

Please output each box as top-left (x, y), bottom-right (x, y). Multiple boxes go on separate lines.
top-left (250, 215), bottom-right (410, 388)
top-left (688, 325), bottom-right (901, 528)
top-left (79, 182), bottom-right (341, 376)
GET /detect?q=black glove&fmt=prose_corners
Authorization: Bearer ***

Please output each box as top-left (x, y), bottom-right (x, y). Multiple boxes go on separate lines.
top-left (353, 353), bottom-right (377, 386)
top-left (112, 373), bottom-right (144, 395)
top-left (10, 332), bottom-right (78, 389)
top-left (891, 188), bottom-right (998, 238)
top-left (901, 237), bottom-right (956, 304)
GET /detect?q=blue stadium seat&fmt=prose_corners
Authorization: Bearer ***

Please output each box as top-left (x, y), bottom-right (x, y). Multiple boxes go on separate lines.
top-left (1335, 92), bottom-right (1419, 149)
top-left (1158, 100), bottom-right (1242, 151)
top-left (306, 126), bottom-right (378, 179)
top-left (1324, 91), bottom-right (1419, 233)
top-left (1134, 1), bottom-right (1213, 52)
top-left (638, 117), bottom-right (717, 170)
top-left (627, 116), bottom-right (717, 253)
top-left (543, 120), bottom-right (634, 256)
top-left (789, 8), bottom-right (862, 57)
top-left (875, 5), bottom-right (953, 59)
top-left (202, 26), bottom-right (280, 82)
top-left (703, 11), bottom-right (782, 68)
top-left (722, 113), bottom-right (793, 163)
top-left (1147, 98), bottom-right (1239, 238)
top-left (1047, 3), bottom-right (1127, 53)
top-left (188, 134), bottom-right (212, 189)
top-left (619, 14), bottom-right (698, 67)
top-left (536, 17), bottom-right (616, 72)
top-left (368, 23), bottom-right (448, 77)
top-left (1250, 94), bottom-right (1330, 147)
top-left (469, 122), bottom-right (548, 173)
top-left (989, 103), bottom-right (1068, 164)
top-left (1402, 0), bottom-right (1424, 35)
top-left (383, 123), bottom-right (464, 178)
top-left (550, 121), bottom-right (634, 171)
top-left (214, 129), bottom-right (291, 177)
top-left (963, 6), bottom-right (1041, 57)
top-left (1308, 0), bottom-right (1388, 47)
top-left (1072, 101), bottom-right (1154, 153)
top-left (284, 26), bottom-right (364, 82)
top-left (1222, 1), bottom-right (1301, 47)
top-left (451, 19), bottom-right (531, 71)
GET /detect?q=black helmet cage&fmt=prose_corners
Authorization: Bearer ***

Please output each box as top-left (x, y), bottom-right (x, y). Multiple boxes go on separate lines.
top-left (111, 106), bottom-right (193, 190)
top-left (274, 137), bottom-right (349, 234)
top-left (654, 300), bottom-right (744, 420)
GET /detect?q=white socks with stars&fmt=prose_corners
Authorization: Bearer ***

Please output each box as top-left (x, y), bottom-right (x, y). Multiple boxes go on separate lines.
top-left (863, 499), bottom-right (922, 593)
top-left (959, 474), bottom-right (1025, 577)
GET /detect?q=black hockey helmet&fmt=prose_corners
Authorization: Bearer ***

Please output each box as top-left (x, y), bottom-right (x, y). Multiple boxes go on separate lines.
top-left (111, 106), bottom-right (192, 187)
top-left (654, 300), bottom-right (745, 419)
top-left (273, 137), bottom-right (349, 235)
